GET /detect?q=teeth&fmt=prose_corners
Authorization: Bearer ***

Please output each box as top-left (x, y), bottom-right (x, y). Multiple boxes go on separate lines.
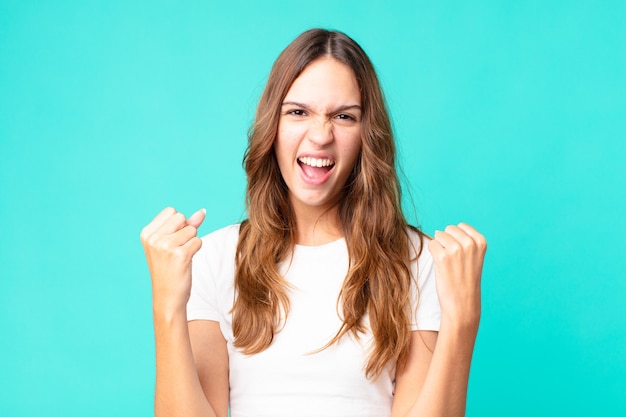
top-left (298, 157), bottom-right (335, 167)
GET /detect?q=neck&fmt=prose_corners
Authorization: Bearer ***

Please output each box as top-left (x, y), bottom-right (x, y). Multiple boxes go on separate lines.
top-left (291, 202), bottom-right (343, 246)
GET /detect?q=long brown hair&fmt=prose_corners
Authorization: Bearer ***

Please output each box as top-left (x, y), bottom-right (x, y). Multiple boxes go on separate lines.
top-left (234, 29), bottom-right (424, 379)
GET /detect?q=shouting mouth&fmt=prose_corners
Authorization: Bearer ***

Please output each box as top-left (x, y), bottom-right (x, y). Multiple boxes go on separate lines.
top-left (297, 156), bottom-right (335, 184)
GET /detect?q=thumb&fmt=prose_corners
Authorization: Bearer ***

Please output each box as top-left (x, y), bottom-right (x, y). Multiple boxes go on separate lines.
top-left (187, 208), bottom-right (206, 229)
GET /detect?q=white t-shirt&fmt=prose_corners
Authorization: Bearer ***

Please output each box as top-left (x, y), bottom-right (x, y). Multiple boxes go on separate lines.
top-left (187, 224), bottom-right (441, 417)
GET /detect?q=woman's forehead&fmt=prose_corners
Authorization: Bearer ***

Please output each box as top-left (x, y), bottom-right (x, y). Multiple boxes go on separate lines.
top-left (284, 58), bottom-right (361, 109)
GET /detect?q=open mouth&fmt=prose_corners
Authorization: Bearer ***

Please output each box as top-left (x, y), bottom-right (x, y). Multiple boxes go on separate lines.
top-left (297, 157), bottom-right (335, 180)
top-left (298, 157), bottom-right (335, 168)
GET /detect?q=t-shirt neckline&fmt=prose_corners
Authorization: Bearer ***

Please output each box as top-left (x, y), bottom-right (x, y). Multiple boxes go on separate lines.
top-left (294, 237), bottom-right (346, 250)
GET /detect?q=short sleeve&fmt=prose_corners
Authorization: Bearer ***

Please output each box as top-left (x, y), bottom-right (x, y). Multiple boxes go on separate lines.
top-left (187, 239), bottom-right (220, 321)
top-left (410, 234), bottom-right (441, 331)
top-left (186, 224), bottom-right (240, 322)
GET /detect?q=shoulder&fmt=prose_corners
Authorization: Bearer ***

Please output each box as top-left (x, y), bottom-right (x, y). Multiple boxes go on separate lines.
top-left (194, 223), bottom-right (241, 264)
top-left (188, 224), bottom-right (240, 321)
top-left (405, 227), bottom-right (441, 329)
top-left (406, 227), bottom-right (432, 258)
top-left (200, 223), bottom-right (241, 246)
top-left (405, 227), bottom-right (435, 276)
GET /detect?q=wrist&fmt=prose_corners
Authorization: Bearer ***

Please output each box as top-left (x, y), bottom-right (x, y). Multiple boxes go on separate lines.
top-left (439, 314), bottom-right (480, 339)
top-left (435, 318), bottom-right (479, 366)
top-left (152, 298), bottom-right (188, 324)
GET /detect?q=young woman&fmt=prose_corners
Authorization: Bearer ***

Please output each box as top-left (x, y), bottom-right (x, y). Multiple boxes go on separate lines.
top-left (141, 29), bottom-right (486, 417)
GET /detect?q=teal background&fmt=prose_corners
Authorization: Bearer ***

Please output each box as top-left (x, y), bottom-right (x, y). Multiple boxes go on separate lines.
top-left (1, 0), bottom-right (624, 415)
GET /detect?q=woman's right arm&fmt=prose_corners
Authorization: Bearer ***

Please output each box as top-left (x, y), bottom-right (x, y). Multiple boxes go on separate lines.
top-left (141, 207), bottom-right (229, 417)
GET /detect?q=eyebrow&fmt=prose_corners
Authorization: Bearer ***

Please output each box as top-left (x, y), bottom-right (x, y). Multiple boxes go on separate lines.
top-left (281, 101), bottom-right (362, 113)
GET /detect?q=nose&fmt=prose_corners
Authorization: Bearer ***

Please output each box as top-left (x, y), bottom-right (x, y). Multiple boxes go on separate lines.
top-left (306, 117), bottom-right (334, 147)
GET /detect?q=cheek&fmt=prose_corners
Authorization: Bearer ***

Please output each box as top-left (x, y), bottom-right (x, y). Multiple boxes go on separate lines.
top-left (281, 122), bottom-right (307, 138)
top-left (339, 130), bottom-right (362, 165)
top-left (275, 127), bottom-right (291, 159)
top-left (276, 124), bottom-right (300, 151)
top-left (275, 129), bottom-right (300, 175)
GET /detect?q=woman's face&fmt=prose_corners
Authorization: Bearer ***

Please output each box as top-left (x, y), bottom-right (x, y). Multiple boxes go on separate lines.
top-left (275, 57), bottom-right (362, 214)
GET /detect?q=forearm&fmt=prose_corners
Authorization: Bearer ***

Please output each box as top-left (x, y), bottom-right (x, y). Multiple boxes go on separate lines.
top-left (406, 320), bottom-right (478, 417)
top-left (397, 223), bottom-right (485, 416)
top-left (153, 307), bottom-right (216, 417)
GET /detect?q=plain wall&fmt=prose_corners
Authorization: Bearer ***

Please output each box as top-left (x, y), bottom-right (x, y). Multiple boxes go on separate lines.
top-left (1, 1), bottom-right (624, 415)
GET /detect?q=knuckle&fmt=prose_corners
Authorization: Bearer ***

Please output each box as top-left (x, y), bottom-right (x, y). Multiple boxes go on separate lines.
top-left (460, 236), bottom-right (475, 251)
top-left (145, 234), bottom-right (158, 247)
top-left (432, 250), bottom-right (445, 262)
top-left (172, 246), bottom-right (189, 261)
top-left (448, 242), bottom-right (461, 254)
top-left (159, 237), bottom-right (177, 252)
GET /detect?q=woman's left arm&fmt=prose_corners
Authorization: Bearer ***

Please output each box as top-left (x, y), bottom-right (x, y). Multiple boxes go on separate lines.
top-left (392, 223), bottom-right (487, 417)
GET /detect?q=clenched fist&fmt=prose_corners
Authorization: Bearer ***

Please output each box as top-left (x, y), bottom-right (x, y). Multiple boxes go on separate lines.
top-left (140, 207), bottom-right (206, 315)
top-left (429, 223), bottom-right (487, 331)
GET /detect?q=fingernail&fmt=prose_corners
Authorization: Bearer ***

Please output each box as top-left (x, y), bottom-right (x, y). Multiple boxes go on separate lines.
top-left (201, 208), bottom-right (206, 214)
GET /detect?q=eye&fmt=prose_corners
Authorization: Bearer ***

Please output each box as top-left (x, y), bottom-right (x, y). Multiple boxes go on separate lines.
top-left (286, 109), bottom-right (306, 116)
top-left (335, 113), bottom-right (358, 123)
